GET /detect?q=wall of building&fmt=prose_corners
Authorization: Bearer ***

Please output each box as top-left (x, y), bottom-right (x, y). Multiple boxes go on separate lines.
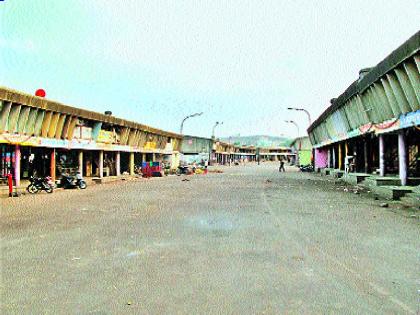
top-left (308, 32), bottom-right (420, 148)
top-left (298, 150), bottom-right (312, 165)
top-left (314, 148), bottom-right (328, 168)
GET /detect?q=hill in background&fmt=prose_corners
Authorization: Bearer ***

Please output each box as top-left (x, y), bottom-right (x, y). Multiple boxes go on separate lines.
top-left (220, 135), bottom-right (292, 147)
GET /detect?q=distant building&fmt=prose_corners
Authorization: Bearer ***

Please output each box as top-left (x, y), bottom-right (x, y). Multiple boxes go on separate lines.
top-left (290, 136), bottom-right (312, 165)
top-left (180, 135), bottom-right (213, 164)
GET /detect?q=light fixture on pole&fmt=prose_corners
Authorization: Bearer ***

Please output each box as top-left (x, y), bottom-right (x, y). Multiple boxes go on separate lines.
top-left (287, 107), bottom-right (312, 126)
top-left (285, 120), bottom-right (300, 166)
top-left (212, 121), bottom-right (223, 139)
top-left (180, 112), bottom-right (203, 134)
top-left (285, 120), bottom-right (300, 138)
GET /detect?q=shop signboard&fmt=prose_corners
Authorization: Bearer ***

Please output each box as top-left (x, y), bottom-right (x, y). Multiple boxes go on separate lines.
top-left (164, 142), bottom-right (173, 153)
top-left (0, 134), bottom-right (39, 146)
top-left (69, 139), bottom-right (96, 150)
top-left (39, 138), bottom-right (68, 148)
top-left (97, 130), bottom-right (115, 143)
top-left (96, 142), bottom-right (131, 152)
top-left (73, 126), bottom-right (92, 139)
top-left (400, 110), bottom-right (420, 128)
top-left (81, 126), bottom-right (93, 140)
top-left (144, 141), bottom-right (157, 150)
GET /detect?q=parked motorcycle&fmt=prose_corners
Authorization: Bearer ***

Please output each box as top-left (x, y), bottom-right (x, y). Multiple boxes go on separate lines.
top-left (299, 164), bottom-right (314, 172)
top-left (176, 165), bottom-right (190, 175)
top-left (60, 172), bottom-right (87, 189)
top-left (27, 176), bottom-right (54, 194)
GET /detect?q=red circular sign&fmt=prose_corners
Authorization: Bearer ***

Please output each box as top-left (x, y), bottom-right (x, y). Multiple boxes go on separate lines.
top-left (35, 89), bottom-right (46, 97)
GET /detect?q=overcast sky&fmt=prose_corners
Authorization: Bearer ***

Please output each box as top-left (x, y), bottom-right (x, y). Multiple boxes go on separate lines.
top-left (1, 1), bottom-right (419, 138)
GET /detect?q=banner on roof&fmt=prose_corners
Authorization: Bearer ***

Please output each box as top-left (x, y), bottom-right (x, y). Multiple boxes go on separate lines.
top-left (400, 110), bottom-right (420, 128)
top-left (359, 123), bottom-right (373, 134)
top-left (373, 118), bottom-right (400, 134)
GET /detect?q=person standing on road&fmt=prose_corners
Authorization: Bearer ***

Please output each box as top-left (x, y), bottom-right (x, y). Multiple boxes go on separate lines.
top-left (279, 159), bottom-right (285, 172)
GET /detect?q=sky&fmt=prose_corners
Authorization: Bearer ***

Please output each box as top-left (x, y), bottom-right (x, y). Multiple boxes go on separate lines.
top-left (0, 1), bottom-right (419, 138)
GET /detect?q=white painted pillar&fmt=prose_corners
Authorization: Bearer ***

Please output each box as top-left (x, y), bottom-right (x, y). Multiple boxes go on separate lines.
top-left (99, 150), bottom-right (104, 178)
top-left (14, 145), bottom-right (21, 187)
top-left (332, 146), bottom-right (336, 169)
top-left (129, 152), bottom-right (135, 175)
top-left (78, 150), bottom-right (83, 176)
top-left (398, 132), bottom-right (407, 186)
top-left (116, 151), bottom-right (121, 176)
top-left (327, 148), bottom-right (331, 168)
top-left (379, 135), bottom-right (385, 177)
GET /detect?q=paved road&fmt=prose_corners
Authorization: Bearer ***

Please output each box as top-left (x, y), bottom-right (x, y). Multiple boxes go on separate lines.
top-left (1, 164), bottom-right (419, 314)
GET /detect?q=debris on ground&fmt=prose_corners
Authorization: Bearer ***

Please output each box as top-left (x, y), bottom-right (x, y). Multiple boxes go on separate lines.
top-left (380, 202), bottom-right (389, 208)
top-left (265, 179), bottom-right (272, 183)
top-left (181, 178), bottom-right (190, 182)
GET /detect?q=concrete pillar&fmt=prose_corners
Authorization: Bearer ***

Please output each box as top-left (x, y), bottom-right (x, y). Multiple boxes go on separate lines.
top-left (338, 143), bottom-right (343, 170)
top-left (99, 150), bottom-right (104, 178)
top-left (364, 140), bottom-right (369, 173)
top-left (129, 152), bottom-right (135, 175)
top-left (78, 150), bottom-right (83, 176)
top-left (116, 151), bottom-right (121, 176)
top-left (152, 153), bottom-right (156, 162)
top-left (50, 148), bottom-right (56, 182)
top-left (142, 153), bottom-right (146, 162)
top-left (14, 145), bottom-right (21, 187)
top-left (398, 132), bottom-right (407, 186)
top-left (327, 148), bottom-right (331, 168)
top-left (332, 146), bottom-right (336, 169)
top-left (379, 135), bottom-right (385, 177)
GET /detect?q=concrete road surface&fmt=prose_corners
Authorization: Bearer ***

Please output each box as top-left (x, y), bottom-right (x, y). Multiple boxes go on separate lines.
top-left (1, 164), bottom-right (419, 314)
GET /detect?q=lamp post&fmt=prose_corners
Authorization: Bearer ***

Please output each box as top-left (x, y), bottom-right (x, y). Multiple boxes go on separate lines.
top-left (287, 107), bottom-right (312, 126)
top-left (212, 121), bottom-right (223, 139)
top-left (285, 120), bottom-right (300, 166)
top-left (209, 121), bottom-right (223, 165)
top-left (180, 112), bottom-right (203, 134)
top-left (285, 120), bottom-right (300, 138)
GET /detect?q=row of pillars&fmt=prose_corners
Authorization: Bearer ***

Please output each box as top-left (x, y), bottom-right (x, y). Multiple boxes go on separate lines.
top-left (81, 151), bottom-right (154, 178)
top-left (327, 131), bottom-right (408, 185)
top-left (12, 145), bottom-right (57, 187)
top-left (11, 145), bottom-right (156, 187)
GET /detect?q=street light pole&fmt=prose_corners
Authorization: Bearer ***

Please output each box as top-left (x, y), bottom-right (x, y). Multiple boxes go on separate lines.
top-left (212, 121), bottom-right (223, 139)
top-left (287, 107), bottom-right (312, 126)
top-left (210, 121), bottom-right (223, 166)
top-left (180, 112), bottom-right (203, 134)
top-left (285, 120), bottom-right (300, 138)
top-left (285, 120), bottom-right (300, 165)
top-left (285, 120), bottom-right (300, 166)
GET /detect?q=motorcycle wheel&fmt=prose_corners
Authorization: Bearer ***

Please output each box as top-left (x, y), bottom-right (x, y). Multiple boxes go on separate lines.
top-left (45, 185), bottom-right (54, 193)
top-left (27, 184), bottom-right (39, 194)
top-left (79, 181), bottom-right (87, 189)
